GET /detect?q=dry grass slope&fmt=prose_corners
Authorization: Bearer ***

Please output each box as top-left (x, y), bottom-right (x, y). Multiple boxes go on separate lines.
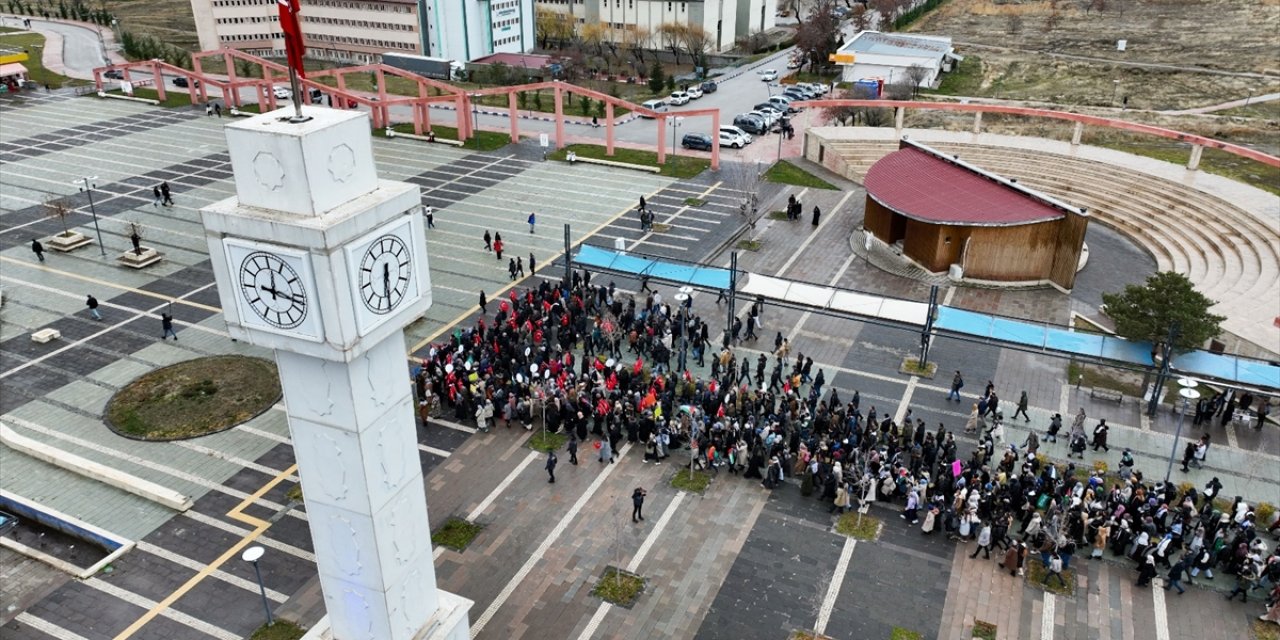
top-left (105, 0), bottom-right (199, 51)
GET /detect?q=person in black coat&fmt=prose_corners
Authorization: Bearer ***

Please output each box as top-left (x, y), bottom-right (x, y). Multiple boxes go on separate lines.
top-left (545, 451), bottom-right (557, 483)
top-left (811, 206), bottom-right (821, 226)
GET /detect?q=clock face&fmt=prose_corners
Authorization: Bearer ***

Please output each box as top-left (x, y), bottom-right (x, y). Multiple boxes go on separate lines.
top-left (357, 234), bottom-right (411, 314)
top-left (238, 251), bottom-right (309, 329)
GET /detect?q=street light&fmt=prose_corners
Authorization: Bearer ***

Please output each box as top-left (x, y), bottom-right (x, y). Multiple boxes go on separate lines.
top-left (670, 116), bottom-right (684, 156)
top-left (1163, 378), bottom-right (1201, 484)
top-left (241, 546), bottom-right (273, 626)
top-left (74, 177), bottom-right (105, 256)
top-left (674, 286), bottom-right (693, 373)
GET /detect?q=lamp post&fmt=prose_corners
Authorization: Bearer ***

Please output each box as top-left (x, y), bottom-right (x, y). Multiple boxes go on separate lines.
top-left (1163, 378), bottom-right (1201, 484)
top-left (241, 546), bottom-right (273, 627)
top-left (74, 177), bottom-right (105, 256)
top-left (670, 116), bottom-right (684, 156)
top-left (469, 92), bottom-right (481, 140)
top-left (674, 286), bottom-right (693, 373)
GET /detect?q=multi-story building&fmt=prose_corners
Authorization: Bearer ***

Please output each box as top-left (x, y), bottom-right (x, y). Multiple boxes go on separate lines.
top-left (189, 0), bottom-right (534, 64)
top-left (537, 0), bottom-right (774, 53)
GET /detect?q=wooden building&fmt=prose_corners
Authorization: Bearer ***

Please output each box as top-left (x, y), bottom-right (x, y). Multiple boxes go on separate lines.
top-left (863, 139), bottom-right (1089, 291)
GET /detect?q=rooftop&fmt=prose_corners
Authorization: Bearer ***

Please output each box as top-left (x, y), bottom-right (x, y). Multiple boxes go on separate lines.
top-left (864, 140), bottom-right (1078, 226)
top-left (841, 31), bottom-right (952, 58)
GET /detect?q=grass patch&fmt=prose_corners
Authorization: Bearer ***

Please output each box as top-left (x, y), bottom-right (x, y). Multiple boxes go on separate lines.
top-left (548, 144), bottom-right (710, 179)
top-left (285, 484), bottom-right (303, 503)
top-left (104, 86), bottom-right (196, 108)
top-left (736, 239), bottom-right (763, 251)
top-left (431, 517), bottom-right (483, 553)
top-left (1025, 558), bottom-right (1077, 596)
top-left (1066, 360), bottom-right (1143, 398)
top-left (763, 160), bottom-right (838, 189)
top-left (0, 32), bottom-right (85, 89)
top-left (1218, 101), bottom-right (1280, 121)
top-left (671, 468), bottom-right (711, 493)
top-left (890, 628), bottom-right (923, 640)
top-left (591, 567), bottom-right (646, 608)
top-left (527, 430), bottom-right (568, 453)
top-left (1093, 139), bottom-right (1280, 198)
top-left (650, 222), bottom-right (671, 233)
top-left (249, 620), bottom-right (306, 640)
top-left (928, 54), bottom-right (984, 97)
top-left (900, 358), bottom-right (938, 379)
top-left (683, 197), bottom-right (706, 206)
top-left (105, 356), bottom-right (280, 441)
top-left (1252, 619), bottom-right (1280, 640)
top-left (835, 512), bottom-right (882, 540)
top-left (384, 122), bottom-right (511, 152)
top-left (972, 620), bottom-right (997, 640)
top-left (788, 632), bottom-right (834, 640)
top-left (767, 210), bottom-right (791, 220)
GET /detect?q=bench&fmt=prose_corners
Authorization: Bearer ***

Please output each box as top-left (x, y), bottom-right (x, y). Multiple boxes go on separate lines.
top-left (568, 155), bottom-right (662, 173)
top-left (31, 328), bottom-right (60, 344)
top-left (387, 130), bottom-right (466, 146)
top-left (1089, 387), bottom-right (1124, 403)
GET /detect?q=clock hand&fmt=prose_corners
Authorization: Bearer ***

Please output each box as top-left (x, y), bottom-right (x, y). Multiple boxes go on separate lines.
top-left (382, 263), bottom-right (391, 298)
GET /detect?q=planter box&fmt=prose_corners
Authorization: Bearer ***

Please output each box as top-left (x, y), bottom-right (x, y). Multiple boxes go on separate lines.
top-left (31, 328), bottom-right (60, 343)
top-left (46, 231), bottom-right (91, 252)
top-left (117, 247), bottom-right (163, 269)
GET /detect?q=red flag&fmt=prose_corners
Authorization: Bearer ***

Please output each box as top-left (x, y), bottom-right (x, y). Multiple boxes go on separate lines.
top-left (277, 0), bottom-right (306, 79)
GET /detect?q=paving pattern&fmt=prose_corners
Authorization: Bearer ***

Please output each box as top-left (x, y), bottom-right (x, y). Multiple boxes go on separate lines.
top-left (0, 94), bottom-right (1275, 640)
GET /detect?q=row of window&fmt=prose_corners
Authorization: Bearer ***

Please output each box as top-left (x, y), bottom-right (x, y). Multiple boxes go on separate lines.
top-left (218, 31), bottom-right (414, 50)
top-left (303, 15), bottom-right (415, 31)
top-left (212, 0), bottom-right (410, 10)
top-left (495, 35), bottom-right (520, 46)
top-left (492, 18), bottom-right (519, 28)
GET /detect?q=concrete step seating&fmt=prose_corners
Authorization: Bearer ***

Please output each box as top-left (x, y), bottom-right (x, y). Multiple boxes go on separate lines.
top-left (826, 141), bottom-right (1278, 313)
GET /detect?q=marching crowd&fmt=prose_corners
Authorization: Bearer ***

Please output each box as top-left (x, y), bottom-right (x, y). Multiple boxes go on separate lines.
top-left (411, 271), bottom-right (1280, 625)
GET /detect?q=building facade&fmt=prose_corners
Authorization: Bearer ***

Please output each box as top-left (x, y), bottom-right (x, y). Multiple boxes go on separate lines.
top-left (833, 30), bottom-right (958, 88)
top-left (538, 0), bottom-right (770, 53)
top-left (189, 0), bottom-right (533, 64)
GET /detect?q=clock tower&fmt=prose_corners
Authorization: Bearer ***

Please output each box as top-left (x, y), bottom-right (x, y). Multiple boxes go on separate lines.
top-left (200, 106), bottom-right (471, 640)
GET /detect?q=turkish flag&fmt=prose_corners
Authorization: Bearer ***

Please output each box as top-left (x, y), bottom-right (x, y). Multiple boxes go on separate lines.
top-left (277, 0), bottom-right (306, 78)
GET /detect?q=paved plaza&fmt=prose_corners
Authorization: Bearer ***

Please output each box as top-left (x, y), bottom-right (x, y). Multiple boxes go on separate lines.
top-left (1, 94), bottom-right (1277, 640)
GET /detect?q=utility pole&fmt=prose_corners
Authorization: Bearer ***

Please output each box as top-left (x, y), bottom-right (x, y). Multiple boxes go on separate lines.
top-left (1146, 322), bottom-right (1179, 418)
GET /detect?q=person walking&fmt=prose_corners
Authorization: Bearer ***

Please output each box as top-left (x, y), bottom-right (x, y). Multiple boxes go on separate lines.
top-left (516, 257), bottom-right (525, 278)
top-left (567, 437), bottom-right (579, 465)
top-left (638, 196), bottom-right (647, 213)
top-left (160, 181), bottom-right (173, 206)
top-left (424, 204), bottom-right (435, 229)
top-left (631, 486), bottom-right (647, 522)
top-left (31, 238), bottom-right (44, 262)
top-left (970, 521), bottom-right (994, 559)
top-left (811, 205), bottom-right (821, 226)
top-left (948, 371), bottom-right (964, 402)
top-left (1092, 419), bottom-right (1111, 452)
top-left (508, 258), bottom-right (518, 281)
top-left (161, 312), bottom-right (178, 341)
top-left (598, 436), bottom-right (614, 464)
top-left (529, 253), bottom-right (536, 276)
top-left (483, 230), bottom-right (492, 251)
top-left (1044, 552), bottom-right (1067, 588)
top-left (206, 102), bottom-right (214, 116)
top-left (1014, 391), bottom-right (1031, 422)
top-left (86, 294), bottom-right (102, 320)
top-left (479, 290), bottom-right (488, 314)
top-left (1165, 557), bottom-right (1188, 595)
top-left (494, 237), bottom-right (504, 261)
top-left (545, 450), bottom-right (558, 483)
top-left (527, 211), bottom-right (536, 234)
top-left (214, 102), bottom-right (222, 117)
top-left (153, 185), bottom-right (163, 207)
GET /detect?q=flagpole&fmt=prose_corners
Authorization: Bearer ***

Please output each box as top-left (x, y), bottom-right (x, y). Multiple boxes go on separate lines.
top-left (288, 66), bottom-right (305, 122)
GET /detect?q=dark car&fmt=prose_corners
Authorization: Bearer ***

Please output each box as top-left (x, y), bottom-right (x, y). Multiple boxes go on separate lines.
top-left (0, 511), bottom-right (17, 536)
top-left (681, 133), bottom-right (713, 151)
top-left (103, 68), bottom-right (124, 79)
top-left (700, 80), bottom-right (718, 93)
top-left (172, 77), bottom-right (200, 88)
top-left (733, 114), bottom-right (767, 135)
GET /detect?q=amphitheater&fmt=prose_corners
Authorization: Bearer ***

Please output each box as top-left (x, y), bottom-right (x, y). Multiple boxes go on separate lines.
top-left (804, 123), bottom-right (1280, 359)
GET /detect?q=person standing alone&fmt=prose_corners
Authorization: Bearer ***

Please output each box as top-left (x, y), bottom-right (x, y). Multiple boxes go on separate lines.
top-left (30, 238), bottom-right (44, 262)
top-left (632, 487), bottom-right (647, 522)
top-left (545, 450), bottom-right (557, 483)
top-left (528, 211), bottom-right (537, 234)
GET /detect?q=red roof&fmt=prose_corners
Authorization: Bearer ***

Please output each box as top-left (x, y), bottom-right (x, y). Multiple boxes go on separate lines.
top-left (864, 146), bottom-right (1066, 226)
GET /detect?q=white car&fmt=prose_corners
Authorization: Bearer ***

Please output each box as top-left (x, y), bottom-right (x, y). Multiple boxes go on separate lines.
top-left (760, 69), bottom-right (778, 82)
top-left (272, 86), bottom-right (292, 100)
top-left (806, 82), bottom-right (831, 95)
top-left (720, 125), bottom-right (753, 145)
top-left (669, 91), bottom-right (690, 106)
top-left (686, 86), bottom-right (703, 99)
top-left (756, 105), bottom-right (784, 120)
top-left (748, 110), bottom-right (777, 127)
top-left (719, 131), bottom-right (746, 149)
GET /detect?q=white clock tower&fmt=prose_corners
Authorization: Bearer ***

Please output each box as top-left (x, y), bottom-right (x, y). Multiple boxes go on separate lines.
top-left (200, 106), bottom-right (471, 640)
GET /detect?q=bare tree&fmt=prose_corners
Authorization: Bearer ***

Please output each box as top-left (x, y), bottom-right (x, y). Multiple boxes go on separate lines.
top-left (822, 88), bottom-right (860, 126)
top-left (735, 30), bottom-right (769, 54)
top-left (535, 8), bottom-right (573, 50)
top-left (621, 25), bottom-right (650, 68)
top-left (658, 23), bottom-right (688, 65)
top-left (904, 64), bottom-right (930, 96)
top-left (43, 197), bottom-right (72, 236)
top-left (679, 25), bottom-right (713, 71)
top-left (724, 161), bottom-right (769, 230)
top-left (796, 0), bottom-right (840, 74)
top-left (884, 78), bottom-right (915, 101)
top-left (851, 5), bottom-right (871, 33)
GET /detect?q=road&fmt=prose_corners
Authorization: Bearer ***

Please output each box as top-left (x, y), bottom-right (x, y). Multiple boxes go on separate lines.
top-left (0, 16), bottom-right (117, 79)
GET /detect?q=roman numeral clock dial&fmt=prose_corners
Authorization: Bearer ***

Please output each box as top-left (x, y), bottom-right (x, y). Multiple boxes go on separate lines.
top-left (359, 235), bottom-right (411, 314)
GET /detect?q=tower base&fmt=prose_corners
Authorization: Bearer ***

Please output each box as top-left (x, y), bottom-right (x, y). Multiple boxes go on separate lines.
top-left (300, 589), bottom-right (472, 640)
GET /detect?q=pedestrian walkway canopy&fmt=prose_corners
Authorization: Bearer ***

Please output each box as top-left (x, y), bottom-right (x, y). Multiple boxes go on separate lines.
top-left (570, 247), bottom-right (1280, 391)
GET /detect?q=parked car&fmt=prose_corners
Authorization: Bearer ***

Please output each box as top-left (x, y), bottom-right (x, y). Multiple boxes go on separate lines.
top-left (783, 87), bottom-right (813, 101)
top-left (681, 133), bottom-right (714, 151)
top-left (733, 114), bottom-right (767, 135)
top-left (720, 125), bottom-right (753, 145)
top-left (767, 96), bottom-right (798, 113)
top-left (748, 109), bottom-right (777, 127)
top-left (787, 58), bottom-right (803, 70)
top-left (686, 85), bottom-right (703, 99)
top-left (804, 82), bottom-right (831, 95)
top-left (0, 511), bottom-right (17, 536)
top-left (272, 86), bottom-right (293, 99)
top-left (755, 104), bottom-right (785, 120)
top-left (718, 130), bottom-right (746, 149)
top-left (700, 80), bottom-right (718, 93)
top-left (103, 68), bottom-right (124, 80)
top-left (172, 77), bottom-right (199, 88)
top-left (760, 69), bottom-right (778, 82)
top-left (639, 99), bottom-right (668, 118)
top-left (668, 91), bottom-right (690, 106)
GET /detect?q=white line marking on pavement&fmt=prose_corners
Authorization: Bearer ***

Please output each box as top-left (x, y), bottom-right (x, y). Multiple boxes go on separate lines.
top-left (434, 450), bottom-right (541, 561)
top-left (1041, 591), bottom-right (1055, 640)
top-left (1059, 384), bottom-right (1070, 416)
top-left (432, 418), bottom-right (480, 435)
top-left (419, 443), bottom-right (452, 458)
top-left (14, 612), bottom-right (92, 640)
top-left (84, 577), bottom-right (238, 640)
top-left (1224, 421), bottom-right (1239, 449)
top-left (470, 444), bottom-right (632, 638)
top-left (238, 424), bottom-right (291, 444)
top-left (776, 190), bottom-right (856, 277)
top-left (182, 511), bottom-right (315, 563)
top-left (136, 541), bottom-right (289, 603)
top-left (814, 537), bottom-right (857, 635)
top-left (894, 377), bottom-right (918, 425)
top-left (576, 491), bottom-right (688, 640)
top-left (173, 441), bottom-right (297, 481)
top-left (1151, 577), bottom-right (1171, 640)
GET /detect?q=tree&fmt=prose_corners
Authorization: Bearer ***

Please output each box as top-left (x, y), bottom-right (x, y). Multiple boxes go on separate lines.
top-left (657, 23), bottom-right (688, 65)
top-left (647, 59), bottom-right (665, 94)
top-left (903, 63), bottom-right (929, 96)
top-left (735, 30), bottom-right (768, 54)
top-left (535, 8), bottom-right (573, 49)
top-left (620, 25), bottom-right (650, 67)
top-left (580, 21), bottom-right (608, 59)
top-left (822, 88), bottom-right (860, 126)
top-left (795, 0), bottom-right (840, 75)
top-left (678, 25), bottom-right (712, 71)
top-left (43, 197), bottom-right (72, 236)
top-left (725, 161), bottom-right (768, 230)
top-left (1100, 272), bottom-right (1225, 352)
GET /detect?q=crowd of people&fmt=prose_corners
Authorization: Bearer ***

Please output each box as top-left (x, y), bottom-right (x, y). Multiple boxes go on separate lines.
top-left (410, 273), bottom-right (1280, 626)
